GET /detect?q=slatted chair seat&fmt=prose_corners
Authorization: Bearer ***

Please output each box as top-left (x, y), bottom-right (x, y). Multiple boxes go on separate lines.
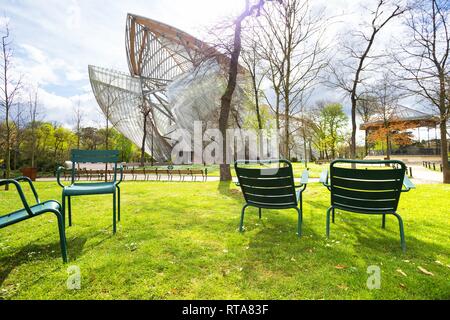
top-left (0, 177), bottom-right (67, 262)
top-left (0, 200), bottom-right (61, 227)
top-left (235, 159), bottom-right (308, 237)
top-left (62, 182), bottom-right (116, 196)
top-left (320, 159), bottom-right (415, 251)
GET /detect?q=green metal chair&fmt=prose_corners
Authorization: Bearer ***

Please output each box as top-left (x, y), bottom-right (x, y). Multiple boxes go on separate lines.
top-left (56, 150), bottom-right (123, 234)
top-left (319, 159), bottom-right (415, 251)
top-left (235, 159), bottom-right (308, 237)
top-left (0, 177), bottom-right (68, 262)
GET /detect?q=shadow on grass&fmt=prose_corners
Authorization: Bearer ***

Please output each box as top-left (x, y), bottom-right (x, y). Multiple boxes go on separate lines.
top-left (233, 204), bottom-right (449, 299)
top-left (0, 236), bottom-right (87, 286)
top-left (218, 181), bottom-right (242, 201)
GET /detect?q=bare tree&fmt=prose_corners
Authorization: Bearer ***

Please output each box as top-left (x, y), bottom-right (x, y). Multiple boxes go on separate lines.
top-left (357, 94), bottom-right (378, 156)
top-left (329, 0), bottom-right (406, 160)
top-left (72, 99), bottom-right (84, 150)
top-left (393, 0), bottom-right (450, 183)
top-left (12, 101), bottom-right (24, 170)
top-left (257, 0), bottom-right (329, 158)
top-left (138, 99), bottom-right (151, 167)
top-left (370, 72), bottom-right (402, 159)
top-left (218, 0), bottom-right (280, 181)
top-left (28, 87), bottom-right (40, 168)
top-left (1, 22), bottom-right (22, 189)
top-left (242, 31), bottom-right (268, 130)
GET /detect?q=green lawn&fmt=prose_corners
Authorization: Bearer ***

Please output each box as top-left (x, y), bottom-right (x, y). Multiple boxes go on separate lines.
top-left (0, 181), bottom-right (449, 299)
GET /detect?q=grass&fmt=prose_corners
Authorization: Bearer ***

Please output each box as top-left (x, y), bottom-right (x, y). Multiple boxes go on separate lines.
top-left (0, 181), bottom-right (449, 299)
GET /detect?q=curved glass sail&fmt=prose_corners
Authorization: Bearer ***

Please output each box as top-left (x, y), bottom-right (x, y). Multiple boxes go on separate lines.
top-left (89, 13), bottom-right (248, 162)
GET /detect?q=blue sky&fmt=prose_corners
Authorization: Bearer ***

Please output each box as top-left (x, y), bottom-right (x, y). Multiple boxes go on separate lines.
top-left (1, 0), bottom-right (426, 142)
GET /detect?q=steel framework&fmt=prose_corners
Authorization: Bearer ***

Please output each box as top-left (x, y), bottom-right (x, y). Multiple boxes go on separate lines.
top-left (89, 13), bottom-right (245, 162)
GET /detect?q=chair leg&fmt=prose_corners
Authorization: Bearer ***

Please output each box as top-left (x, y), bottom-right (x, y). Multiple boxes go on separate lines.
top-left (382, 214), bottom-right (386, 229)
top-left (68, 196), bottom-right (72, 227)
top-left (332, 207), bottom-right (335, 223)
top-left (117, 186), bottom-right (121, 222)
top-left (54, 211), bottom-right (68, 263)
top-left (393, 212), bottom-right (406, 252)
top-left (326, 206), bottom-right (333, 238)
top-left (113, 191), bottom-right (117, 234)
top-left (296, 207), bottom-right (302, 237)
top-left (239, 204), bottom-right (248, 232)
top-left (61, 193), bottom-right (66, 228)
top-left (258, 208), bottom-right (262, 219)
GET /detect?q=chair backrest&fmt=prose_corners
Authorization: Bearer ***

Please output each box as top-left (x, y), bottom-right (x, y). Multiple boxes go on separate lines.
top-left (329, 159), bottom-right (406, 214)
top-left (70, 150), bottom-right (119, 183)
top-left (235, 159), bottom-right (297, 209)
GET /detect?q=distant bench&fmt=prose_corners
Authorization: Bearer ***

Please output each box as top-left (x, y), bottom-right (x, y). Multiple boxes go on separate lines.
top-left (63, 167), bottom-right (208, 182)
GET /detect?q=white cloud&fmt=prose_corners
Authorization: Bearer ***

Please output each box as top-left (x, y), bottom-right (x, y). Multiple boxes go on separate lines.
top-left (66, 0), bottom-right (82, 30)
top-left (0, 16), bottom-right (11, 29)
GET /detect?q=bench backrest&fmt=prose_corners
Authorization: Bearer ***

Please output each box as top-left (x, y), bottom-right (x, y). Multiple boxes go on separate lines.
top-left (70, 150), bottom-right (119, 183)
top-left (329, 159), bottom-right (406, 214)
top-left (235, 159), bottom-right (297, 209)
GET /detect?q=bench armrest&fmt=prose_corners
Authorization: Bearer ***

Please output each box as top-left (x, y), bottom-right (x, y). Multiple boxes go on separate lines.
top-left (319, 169), bottom-right (331, 189)
top-left (402, 175), bottom-right (415, 192)
top-left (56, 166), bottom-right (68, 188)
top-left (0, 179), bottom-right (34, 216)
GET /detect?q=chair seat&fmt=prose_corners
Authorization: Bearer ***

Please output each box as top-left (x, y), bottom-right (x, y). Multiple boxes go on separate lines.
top-left (63, 182), bottom-right (116, 196)
top-left (0, 200), bottom-right (61, 228)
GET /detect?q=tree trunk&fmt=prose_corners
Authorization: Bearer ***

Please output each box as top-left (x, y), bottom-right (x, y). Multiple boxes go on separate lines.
top-left (218, 14), bottom-right (244, 181)
top-left (31, 126), bottom-right (36, 168)
top-left (385, 132), bottom-right (391, 160)
top-left (140, 114), bottom-right (148, 167)
top-left (350, 95), bottom-right (357, 160)
top-left (5, 108), bottom-right (10, 191)
top-left (440, 112), bottom-right (450, 183)
top-left (302, 131), bottom-right (308, 168)
top-left (364, 130), bottom-right (369, 157)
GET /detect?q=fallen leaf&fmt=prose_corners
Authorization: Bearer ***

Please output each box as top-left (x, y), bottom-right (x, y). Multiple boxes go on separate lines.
top-left (399, 283), bottom-right (406, 289)
top-left (434, 260), bottom-right (443, 266)
top-left (335, 264), bottom-right (348, 270)
top-left (417, 266), bottom-right (434, 276)
top-left (223, 249), bottom-right (228, 253)
top-left (396, 269), bottom-right (407, 277)
top-left (337, 284), bottom-right (348, 290)
top-left (290, 257), bottom-right (296, 262)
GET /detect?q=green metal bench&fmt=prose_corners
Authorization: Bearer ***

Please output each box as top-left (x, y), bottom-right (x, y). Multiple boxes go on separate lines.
top-left (235, 159), bottom-right (308, 237)
top-left (0, 177), bottom-right (67, 262)
top-left (56, 150), bottom-right (123, 234)
top-left (319, 159), bottom-right (415, 251)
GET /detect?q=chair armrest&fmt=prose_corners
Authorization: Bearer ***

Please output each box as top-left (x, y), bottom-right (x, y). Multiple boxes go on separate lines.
top-left (402, 175), bottom-right (415, 192)
top-left (295, 169), bottom-right (309, 189)
top-left (115, 165), bottom-right (124, 185)
top-left (56, 166), bottom-right (68, 188)
top-left (14, 176), bottom-right (40, 204)
top-left (319, 169), bottom-right (331, 189)
top-left (0, 179), bottom-right (34, 216)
